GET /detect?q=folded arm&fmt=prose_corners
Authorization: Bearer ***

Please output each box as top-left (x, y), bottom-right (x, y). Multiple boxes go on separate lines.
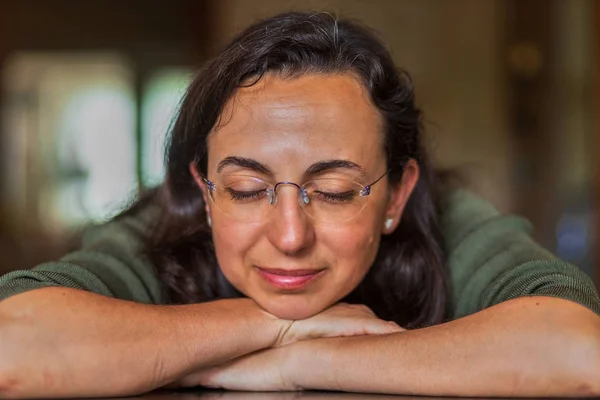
top-left (188, 296), bottom-right (600, 396)
top-left (0, 288), bottom-right (282, 399)
top-left (289, 296), bottom-right (600, 396)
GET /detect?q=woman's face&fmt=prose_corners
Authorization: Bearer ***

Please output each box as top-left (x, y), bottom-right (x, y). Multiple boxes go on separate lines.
top-left (192, 73), bottom-right (417, 320)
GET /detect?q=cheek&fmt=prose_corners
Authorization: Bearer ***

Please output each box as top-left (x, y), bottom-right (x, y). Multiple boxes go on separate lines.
top-left (320, 220), bottom-right (381, 275)
top-left (210, 217), bottom-right (263, 286)
top-left (321, 201), bottom-right (387, 286)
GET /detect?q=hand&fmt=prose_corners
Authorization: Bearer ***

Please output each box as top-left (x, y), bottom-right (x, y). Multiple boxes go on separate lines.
top-left (172, 345), bottom-right (296, 391)
top-left (170, 319), bottom-right (404, 392)
top-left (195, 391), bottom-right (401, 400)
top-left (274, 302), bottom-right (404, 347)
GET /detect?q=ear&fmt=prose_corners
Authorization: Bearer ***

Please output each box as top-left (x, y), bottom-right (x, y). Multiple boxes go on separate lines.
top-left (382, 159), bottom-right (419, 234)
top-left (189, 161), bottom-right (211, 216)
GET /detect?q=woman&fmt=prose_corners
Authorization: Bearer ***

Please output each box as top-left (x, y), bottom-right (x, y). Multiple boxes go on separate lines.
top-left (0, 12), bottom-right (599, 398)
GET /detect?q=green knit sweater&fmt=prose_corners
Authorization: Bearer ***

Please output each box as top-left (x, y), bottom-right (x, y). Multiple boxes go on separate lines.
top-left (0, 190), bottom-right (598, 318)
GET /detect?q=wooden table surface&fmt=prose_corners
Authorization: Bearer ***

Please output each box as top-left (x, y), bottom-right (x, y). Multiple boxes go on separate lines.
top-left (109, 389), bottom-right (600, 400)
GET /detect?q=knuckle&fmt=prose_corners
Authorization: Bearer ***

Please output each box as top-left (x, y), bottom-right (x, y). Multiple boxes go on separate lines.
top-left (349, 303), bottom-right (369, 311)
top-left (359, 305), bottom-right (375, 315)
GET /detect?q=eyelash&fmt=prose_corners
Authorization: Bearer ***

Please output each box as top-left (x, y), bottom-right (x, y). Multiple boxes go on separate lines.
top-left (314, 190), bottom-right (355, 203)
top-left (227, 188), bottom-right (268, 201)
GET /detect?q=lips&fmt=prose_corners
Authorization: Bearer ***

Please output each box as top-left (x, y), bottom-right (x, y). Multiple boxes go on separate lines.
top-left (256, 267), bottom-right (324, 290)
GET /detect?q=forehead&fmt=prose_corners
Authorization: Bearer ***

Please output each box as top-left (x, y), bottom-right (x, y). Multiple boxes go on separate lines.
top-left (207, 73), bottom-right (385, 176)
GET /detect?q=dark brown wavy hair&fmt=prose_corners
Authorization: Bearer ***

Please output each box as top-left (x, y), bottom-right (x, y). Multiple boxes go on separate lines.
top-left (134, 11), bottom-right (450, 328)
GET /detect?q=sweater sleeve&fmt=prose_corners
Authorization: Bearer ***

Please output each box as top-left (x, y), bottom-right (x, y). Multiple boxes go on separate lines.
top-left (442, 189), bottom-right (600, 319)
top-left (0, 205), bottom-right (164, 304)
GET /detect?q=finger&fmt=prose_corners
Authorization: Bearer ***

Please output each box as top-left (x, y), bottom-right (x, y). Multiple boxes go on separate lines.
top-left (363, 320), bottom-right (405, 335)
top-left (343, 303), bottom-right (376, 316)
top-left (177, 368), bottom-right (221, 388)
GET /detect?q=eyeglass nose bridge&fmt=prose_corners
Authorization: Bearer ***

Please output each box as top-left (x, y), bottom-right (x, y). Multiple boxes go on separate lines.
top-left (269, 182), bottom-right (310, 207)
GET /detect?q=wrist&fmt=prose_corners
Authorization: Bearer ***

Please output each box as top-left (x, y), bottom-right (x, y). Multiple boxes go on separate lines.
top-left (229, 298), bottom-right (286, 349)
top-left (280, 340), bottom-right (307, 390)
top-left (284, 338), bottom-right (338, 391)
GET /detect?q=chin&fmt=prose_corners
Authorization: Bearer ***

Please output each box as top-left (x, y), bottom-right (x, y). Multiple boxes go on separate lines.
top-left (260, 296), bottom-right (328, 321)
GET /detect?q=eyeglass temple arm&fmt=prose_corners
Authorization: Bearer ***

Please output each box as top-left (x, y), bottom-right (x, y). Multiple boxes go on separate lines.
top-left (363, 170), bottom-right (390, 195)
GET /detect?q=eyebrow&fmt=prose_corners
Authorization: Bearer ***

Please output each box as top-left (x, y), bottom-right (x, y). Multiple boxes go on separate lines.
top-left (304, 159), bottom-right (366, 177)
top-left (217, 156), bottom-right (273, 174)
top-left (216, 156), bottom-right (366, 177)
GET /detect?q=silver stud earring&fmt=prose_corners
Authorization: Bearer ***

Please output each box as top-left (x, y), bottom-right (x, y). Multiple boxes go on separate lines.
top-left (384, 218), bottom-right (394, 230)
top-left (207, 214), bottom-right (212, 228)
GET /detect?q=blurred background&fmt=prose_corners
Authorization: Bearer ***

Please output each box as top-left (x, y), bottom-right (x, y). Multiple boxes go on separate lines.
top-left (0, 0), bottom-right (598, 288)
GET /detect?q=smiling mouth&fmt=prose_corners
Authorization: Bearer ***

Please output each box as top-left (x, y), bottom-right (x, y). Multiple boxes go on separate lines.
top-left (255, 267), bottom-right (325, 290)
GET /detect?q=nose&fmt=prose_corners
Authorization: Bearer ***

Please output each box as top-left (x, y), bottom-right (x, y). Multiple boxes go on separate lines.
top-left (267, 185), bottom-right (315, 255)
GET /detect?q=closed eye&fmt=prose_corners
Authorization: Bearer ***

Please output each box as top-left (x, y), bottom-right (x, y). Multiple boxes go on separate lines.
top-left (313, 190), bottom-right (356, 203)
top-left (226, 188), bottom-right (269, 202)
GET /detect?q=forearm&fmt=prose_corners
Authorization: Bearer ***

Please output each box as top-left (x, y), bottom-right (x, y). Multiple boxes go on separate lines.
top-left (290, 297), bottom-right (600, 397)
top-left (0, 287), bottom-right (279, 398)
